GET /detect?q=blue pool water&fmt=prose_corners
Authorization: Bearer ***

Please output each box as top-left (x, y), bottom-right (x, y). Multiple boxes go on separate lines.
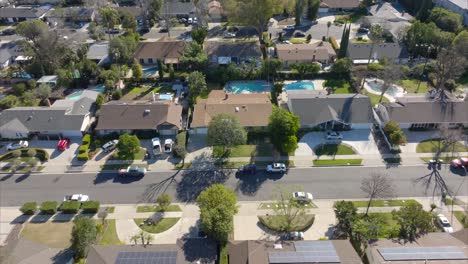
top-left (67, 91), bottom-right (83, 100)
top-left (226, 81), bottom-right (272, 94)
top-left (143, 68), bottom-right (157, 77)
top-left (159, 94), bottom-right (173, 101)
top-left (284, 81), bottom-right (315, 91)
top-left (89, 84), bottom-right (105, 93)
top-left (13, 72), bottom-right (32, 79)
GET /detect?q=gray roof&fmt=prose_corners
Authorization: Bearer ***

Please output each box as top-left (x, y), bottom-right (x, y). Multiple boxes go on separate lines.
top-left (0, 6), bottom-right (50, 18)
top-left (445, 0), bottom-right (468, 9)
top-left (347, 42), bottom-right (409, 60)
top-left (162, 0), bottom-right (196, 16)
top-left (204, 41), bottom-right (261, 58)
top-left (287, 90), bottom-right (374, 126)
top-left (368, 2), bottom-right (413, 21)
top-left (46, 7), bottom-right (94, 19)
top-left (0, 41), bottom-right (18, 64)
top-left (87, 42), bottom-right (109, 60)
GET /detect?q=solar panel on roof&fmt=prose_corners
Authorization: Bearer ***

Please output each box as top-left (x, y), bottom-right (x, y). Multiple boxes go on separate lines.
top-left (378, 247), bottom-right (468, 261)
top-left (268, 241), bottom-right (341, 263)
top-left (115, 251), bottom-right (177, 264)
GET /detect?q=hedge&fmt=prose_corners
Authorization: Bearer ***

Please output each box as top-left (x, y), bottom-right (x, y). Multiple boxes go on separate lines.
top-left (0, 148), bottom-right (49, 162)
top-left (77, 135), bottom-right (91, 161)
top-left (329, 36), bottom-right (339, 51)
top-left (40, 201), bottom-right (58, 214)
top-left (60, 201), bottom-right (81, 214)
top-left (175, 131), bottom-right (187, 149)
top-left (81, 201), bottom-right (100, 214)
top-left (82, 134), bottom-right (91, 145)
top-left (20, 202), bottom-right (37, 215)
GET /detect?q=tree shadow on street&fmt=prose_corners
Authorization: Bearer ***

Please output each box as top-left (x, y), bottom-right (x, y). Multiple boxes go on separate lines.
top-left (235, 172), bottom-right (283, 196)
top-left (138, 170), bottom-right (180, 203)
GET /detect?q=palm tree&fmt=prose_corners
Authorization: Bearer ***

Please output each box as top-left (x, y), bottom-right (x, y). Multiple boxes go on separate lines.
top-left (130, 234), bottom-right (139, 245)
top-left (326, 21), bottom-right (332, 40)
top-left (360, 24), bottom-right (384, 90)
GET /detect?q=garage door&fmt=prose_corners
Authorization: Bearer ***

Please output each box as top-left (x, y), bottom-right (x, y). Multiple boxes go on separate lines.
top-left (159, 129), bottom-right (178, 136)
top-left (61, 131), bottom-right (84, 138)
top-left (194, 128), bottom-right (208, 134)
top-left (37, 133), bottom-right (61, 140)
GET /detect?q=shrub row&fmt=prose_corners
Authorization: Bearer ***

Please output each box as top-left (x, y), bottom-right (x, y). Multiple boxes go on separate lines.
top-left (0, 148), bottom-right (49, 162)
top-left (20, 202), bottom-right (37, 215)
top-left (174, 131), bottom-right (188, 158)
top-left (40, 201), bottom-right (58, 215)
top-left (19, 200), bottom-right (100, 215)
top-left (77, 134), bottom-right (91, 161)
top-left (329, 36), bottom-right (339, 51)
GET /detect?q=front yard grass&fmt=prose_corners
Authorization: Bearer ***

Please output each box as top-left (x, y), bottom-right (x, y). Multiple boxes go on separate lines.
top-left (289, 38), bottom-right (307, 44)
top-left (397, 79), bottom-right (430, 94)
top-left (421, 156), bottom-right (455, 163)
top-left (258, 214), bottom-right (315, 232)
top-left (453, 211), bottom-right (468, 228)
top-left (313, 159), bottom-right (362, 166)
top-left (111, 148), bottom-right (146, 160)
top-left (364, 212), bottom-right (400, 238)
top-left (416, 139), bottom-right (468, 153)
top-left (21, 222), bottom-right (73, 248)
top-left (314, 144), bottom-right (356, 156)
top-left (259, 202), bottom-right (317, 209)
top-left (136, 204), bottom-right (182, 213)
top-left (350, 199), bottom-right (419, 208)
top-left (99, 219), bottom-right (123, 245)
top-left (214, 160), bottom-right (294, 168)
top-left (325, 79), bottom-right (353, 94)
top-left (213, 144), bottom-right (283, 158)
top-left (134, 218), bottom-right (180, 233)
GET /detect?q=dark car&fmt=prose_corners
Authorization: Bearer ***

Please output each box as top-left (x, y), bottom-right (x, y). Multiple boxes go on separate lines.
top-left (138, 27), bottom-right (150, 34)
top-left (357, 27), bottom-right (369, 34)
top-left (294, 31), bottom-right (306, 37)
top-left (2, 29), bottom-right (16, 35)
top-left (238, 164), bottom-right (257, 174)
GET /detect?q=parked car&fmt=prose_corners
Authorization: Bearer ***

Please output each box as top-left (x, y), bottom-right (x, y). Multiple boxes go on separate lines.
top-left (357, 27), bottom-right (369, 34)
top-left (151, 137), bottom-right (161, 156)
top-left (63, 194), bottom-right (89, 202)
top-left (188, 17), bottom-right (193, 24)
top-left (292, 192), bottom-right (313, 203)
top-left (294, 31), bottom-right (306, 37)
top-left (266, 163), bottom-right (287, 173)
top-left (164, 139), bottom-right (173, 153)
top-left (57, 138), bottom-right (70, 151)
top-left (282, 231), bottom-right (304, 240)
top-left (437, 214), bottom-right (453, 233)
top-left (284, 25), bottom-right (295, 30)
top-left (326, 131), bottom-right (343, 140)
top-left (6, 140), bottom-right (28, 151)
top-left (451, 158), bottom-right (468, 168)
top-left (238, 164), bottom-right (257, 174)
top-left (119, 165), bottom-right (147, 177)
top-left (102, 140), bottom-right (119, 153)
top-left (282, 40), bottom-right (292, 44)
top-left (224, 31), bottom-right (236, 38)
top-left (1, 29), bottom-right (15, 35)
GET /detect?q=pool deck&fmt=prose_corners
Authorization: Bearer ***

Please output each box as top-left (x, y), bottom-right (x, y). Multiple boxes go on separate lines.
top-left (364, 78), bottom-right (406, 102)
top-left (283, 79), bottom-right (325, 90)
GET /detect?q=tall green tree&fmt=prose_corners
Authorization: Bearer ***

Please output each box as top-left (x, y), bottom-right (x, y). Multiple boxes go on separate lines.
top-left (207, 113), bottom-right (247, 153)
top-left (197, 184), bottom-right (238, 243)
top-left (261, 59), bottom-right (283, 79)
top-left (433, 48), bottom-right (466, 92)
top-left (416, 0), bottom-right (433, 21)
top-left (392, 203), bottom-right (433, 241)
top-left (157, 59), bottom-right (165, 82)
top-left (15, 20), bottom-right (48, 42)
top-left (99, 8), bottom-right (120, 39)
top-left (187, 71), bottom-right (207, 106)
top-left (452, 30), bottom-right (468, 59)
top-left (429, 7), bottom-right (463, 33)
top-left (180, 43), bottom-right (208, 71)
top-left (108, 33), bottom-right (139, 64)
top-left (338, 23), bottom-right (350, 58)
top-left (268, 106), bottom-right (300, 154)
top-left (306, 0), bottom-right (319, 21)
top-left (290, 62), bottom-right (320, 78)
top-left (120, 10), bottom-right (137, 32)
top-left (147, 0), bottom-right (163, 27)
top-left (191, 28), bottom-right (208, 45)
top-left (294, 0), bottom-right (305, 26)
top-left (117, 133), bottom-right (141, 157)
top-left (71, 217), bottom-right (97, 260)
top-left (405, 21), bottom-right (454, 57)
top-left (331, 58), bottom-right (352, 75)
top-left (132, 59), bottom-right (143, 83)
top-left (334, 200), bottom-right (357, 238)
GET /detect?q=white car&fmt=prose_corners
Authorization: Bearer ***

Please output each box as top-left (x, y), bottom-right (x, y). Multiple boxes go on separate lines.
top-left (224, 31), bottom-right (236, 38)
top-left (151, 137), bottom-right (161, 156)
top-left (284, 25), bottom-right (295, 30)
top-left (63, 194), bottom-right (89, 202)
top-left (437, 214), bottom-right (453, 233)
top-left (102, 140), bottom-right (118, 152)
top-left (7, 140), bottom-right (29, 151)
top-left (164, 139), bottom-right (173, 153)
top-left (187, 17), bottom-right (193, 24)
top-left (326, 131), bottom-right (343, 140)
top-left (292, 192), bottom-right (313, 203)
top-left (266, 163), bottom-right (287, 173)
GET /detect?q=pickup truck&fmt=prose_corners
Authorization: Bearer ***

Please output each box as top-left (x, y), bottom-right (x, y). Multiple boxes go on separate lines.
top-left (119, 165), bottom-right (147, 177)
top-left (164, 139), bottom-right (173, 153)
top-left (63, 194), bottom-right (89, 202)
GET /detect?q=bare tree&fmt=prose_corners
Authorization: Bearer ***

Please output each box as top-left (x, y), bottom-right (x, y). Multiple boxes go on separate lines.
top-left (271, 185), bottom-right (307, 232)
top-left (360, 24), bottom-right (384, 90)
top-left (360, 172), bottom-right (395, 216)
top-left (433, 48), bottom-right (466, 93)
top-left (436, 124), bottom-right (464, 158)
top-left (378, 63), bottom-right (402, 103)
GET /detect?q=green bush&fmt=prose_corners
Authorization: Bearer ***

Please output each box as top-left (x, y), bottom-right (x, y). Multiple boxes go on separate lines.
top-left (60, 201), bottom-right (81, 214)
top-left (82, 134), bottom-right (91, 145)
top-left (35, 149), bottom-right (49, 161)
top-left (26, 148), bottom-right (36, 157)
top-left (40, 201), bottom-right (58, 214)
top-left (77, 152), bottom-right (89, 161)
top-left (12, 150), bottom-right (21, 158)
top-left (176, 131), bottom-right (187, 149)
top-left (368, 63), bottom-right (384, 71)
top-left (20, 202), bottom-right (37, 215)
top-left (329, 36), bottom-right (339, 51)
top-left (81, 201), bottom-right (100, 214)
top-left (78, 145), bottom-right (88, 154)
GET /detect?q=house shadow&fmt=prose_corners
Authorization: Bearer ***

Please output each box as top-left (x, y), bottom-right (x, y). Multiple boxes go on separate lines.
top-left (49, 149), bottom-right (63, 159)
top-left (51, 248), bottom-right (73, 264)
top-left (180, 237), bottom-right (218, 264)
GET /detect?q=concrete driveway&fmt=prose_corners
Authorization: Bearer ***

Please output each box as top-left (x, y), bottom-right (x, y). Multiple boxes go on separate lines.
top-left (295, 130), bottom-right (380, 156)
top-left (29, 138), bottom-right (81, 163)
top-left (400, 130), bottom-right (441, 153)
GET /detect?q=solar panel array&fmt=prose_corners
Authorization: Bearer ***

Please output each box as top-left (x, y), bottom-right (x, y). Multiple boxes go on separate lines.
top-left (268, 241), bottom-right (340, 263)
top-left (378, 247), bottom-right (468, 261)
top-left (115, 251), bottom-right (177, 264)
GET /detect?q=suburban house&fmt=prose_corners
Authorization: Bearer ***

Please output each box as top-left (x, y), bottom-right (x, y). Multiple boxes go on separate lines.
top-left (134, 38), bottom-right (187, 66)
top-left (190, 90), bottom-right (273, 134)
top-left (95, 101), bottom-right (183, 136)
top-left (347, 42), bottom-right (409, 64)
top-left (286, 90), bottom-right (374, 130)
top-left (228, 240), bottom-right (362, 264)
top-left (0, 5), bottom-right (51, 22)
top-left (161, 0), bottom-right (196, 17)
top-left (0, 41), bottom-right (22, 69)
top-left (37, 75), bottom-right (58, 86)
top-left (365, 2), bottom-right (413, 39)
top-left (86, 42), bottom-right (110, 65)
top-left (204, 41), bottom-right (262, 66)
top-left (276, 42), bottom-right (337, 66)
top-left (45, 7), bottom-right (95, 24)
top-left (207, 0), bottom-right (225, 22)
top-left (115, 6), bottom-right (146, 23)
top-left (433, 0), bottom-right (468, 25)
top-left (375, 93), bottom-right (468, 129)
top-left (318, 0), bottom-right (360, 13)
top-left (368, 231), bottom-right (468, 264)
top-left (0, 90), bottom-right (99, 139)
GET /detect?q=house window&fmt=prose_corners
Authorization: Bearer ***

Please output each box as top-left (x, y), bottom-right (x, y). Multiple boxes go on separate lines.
top-left (148, 58), bottom-right (154, 64)
top-left (139, 58), bottom-right (144, 64)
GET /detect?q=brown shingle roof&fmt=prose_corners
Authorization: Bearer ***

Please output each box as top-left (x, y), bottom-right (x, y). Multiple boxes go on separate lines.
top-left (134, 38), bottom-right (186, 61)
top-left (320, 0), bottom-right (360, 8)
top-left (276, 42), bottom-right (336, 62)
top-left (95, 101), bottom-right (182, 130)
top-left (204, 41), bottom-right (261, 58)
top-left (191, 90), bottom-right (272, 128)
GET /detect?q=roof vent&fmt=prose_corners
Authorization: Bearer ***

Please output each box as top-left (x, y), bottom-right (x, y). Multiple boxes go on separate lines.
top-left (242, 105), bottom-right (246, 108)
top-left (235, 107), bottom-right (239, 112)
top-left (274, 244), bottom-right (283, 249)
top-left (144, 109), bottom-right (151, 114)
top-left (28, 115), bottom-right (33, 120)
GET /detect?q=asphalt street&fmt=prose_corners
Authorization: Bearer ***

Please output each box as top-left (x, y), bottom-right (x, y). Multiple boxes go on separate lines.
top-left (1, 165), bottom-right (466, 206)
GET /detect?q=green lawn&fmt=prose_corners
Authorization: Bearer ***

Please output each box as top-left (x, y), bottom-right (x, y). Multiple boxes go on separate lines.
top-left (21, 222), bottom-right (73, 248)
top-left (416, 139), bottom-right (468, 153)
top-left (212, 144), bottom-right (278, 158)
top-left (397, 79), bottom-right (430, 94)
top-left (350, 199), bottom-right (419, 208)
top-left (122, 86), bottom-right (173, 100)
top-left (111, 148), bottom-right (146, 160)
top-left (289, 38), bottom-right (307, 44)
top-left (100, 163), bottom-right (147, 170)
top-left (214, 160), bottom-right (294, 168)
top-left (105, 207), bottom-right (115, 213)
top-left (361, 90), bottom-right (389, 106)
top-left (313, 159), bottom-right (362, 166)
top-left (99, 219), bottom-right (123, 245)
top-left (259, 202), bottom-right (316, 209)
top-left (258, 214), bottom-right (315, 232)
top-left (134, 218), bottom-right (180, 233)
top-left (136, 204), bottom-right (182, 213)
top-left (325, 79), bottom-right (353, 94)
top-left (364, 212), bottom-right (400, 238)
top-left (453, 211), bottom-right (468, 228)
top-left (314, 144), bottom-right (356, 156)
top-left (421, 156), bottom-right (455, 163)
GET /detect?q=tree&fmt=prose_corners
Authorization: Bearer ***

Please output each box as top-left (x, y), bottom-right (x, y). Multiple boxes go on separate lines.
top-left (15, 20), bottom-right (48, 42)
top-left (130, 234), bottom-right (139, 245)
top-left (404, 21), bottom-right (454, 57)
top-left (180, 43), bottom-right (208, 71)
top-left (109, 33), bottom-right (139, 64)
top-left (168, 64), bottom-right (175, 80)
top-left (224, 0), bottom-right (282, 42)
top-left (117, 133), bottom-right (140, 156)
top-left (187, 71), bottom-right (207, 106)
top-left (121, 11), bottom-right (137, 32)
top-left (351, 217), bottom-right (381, 257)
top-left (191, 28), bottom-right (207, 45)
top-left (361, 172), bottom-right (394, 216)
top-left (95, 93), bottom-right (105, 108)
top-left (416, 0), bottom-right (433, 21)
top-left (383, 121), bottom-right (400, 135)
top-left (281, 0), bottom-right (295, 15)
top-left (326, 21), bottom-right (332, 39)
top-left (70, 217), bottom-right (97, 260)
top-left (392, 203), bottom-right (433, 241)
top-left (331, 58), bottom-right (352, 75)
top-left (196, 184), bottom-right (238, 243)
top-left (156, 193), bottom-right (171, 211)
top-left (294, 0), bottom-right (305, 26)
top-left (207, 113), bottom-right (247, 153)
top-left (452, 30), bottom-right (468, 59)
top-left (35, 84), bottom-right (52, 106)
top-left (99, 8), bottom-right (120, 39)
top-left (0, 95), bottom-right (18, 110)
top-left (290, 62), bottom-right (320, 78)
top-left (429, 7), bottom-right (462, 33)
top-left (268, 106), bottom-right (300, 154)
top-left (261, 58), bottom-right (283, 79)
top-left (432, 48), bottom-right (466, 92)
top-left (271, 185), bottom-right (307, 232)
top-left (378, 63), bottom-right (402, 103)
top-left (338, 23), bottom-right (351, 58)
top-left (146, 0), bottom-right (163, 27)
top-left (306, 0), bottom-right (320, 21)
top-left (157, 59), bottom-right (165, 82)
top-left (132, 59), bottom-right (143, 83)
top-left (388, 130), bottom-right (407, 146)
top-left (334, 200), bottom-right (357, 238)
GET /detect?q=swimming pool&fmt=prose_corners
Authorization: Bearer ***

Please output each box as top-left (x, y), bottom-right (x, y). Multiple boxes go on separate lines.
top-left (143, 68), bottom-right (158, 77)
top-left (67, 91), bottom-right (83, 100)
top-left (366, 79), bottom-right (403, 97)
top-left (284, 81), bottom-right (315, 91)
top-left (89, 84), bottom-right (105, 93)
top-left (159, 94), bottom-right (173, 101)
top-left (226, 81), bottom-right (272, 94)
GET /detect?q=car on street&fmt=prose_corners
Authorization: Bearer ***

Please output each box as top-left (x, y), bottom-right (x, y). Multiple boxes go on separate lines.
top-left (188, 17), bottom-right (193, 24)
top-left (266, 163), bottom-right (287, 173)
top-left (284, 25), bottom-right (295, 30)
top-left (437, 214), bottom-right (453, 233)
top-left (57, 138), bottom-right (70, 151)
top-left (6, 140), bottom-right (29, 151)
top-left (1, 29), bottom-right (16, 35)
top-left (326, 131), bottom-right (343, 140)
top-left (281, 231), bottom-right (304, 240)
top-left (119, 165), bottom-right (147, 177)
top-left (102, 140), bottom-right (119, 153)
top-left (451, 157), bottom-right (468, 168)
top-left (292, 192), bottom-right (313, 203)
top-left (164, 139), bottom-right (173, 153)
top-left (63, 194), bottom-right (89, 202)
top-left (282, 40), bottom-right (292, 44)
top-left (294, 31), bottom-right (306, 37)
top-left (152, 137), bottom-right (161, 156)
top-left (238, 164), bottom-right (257, 174)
